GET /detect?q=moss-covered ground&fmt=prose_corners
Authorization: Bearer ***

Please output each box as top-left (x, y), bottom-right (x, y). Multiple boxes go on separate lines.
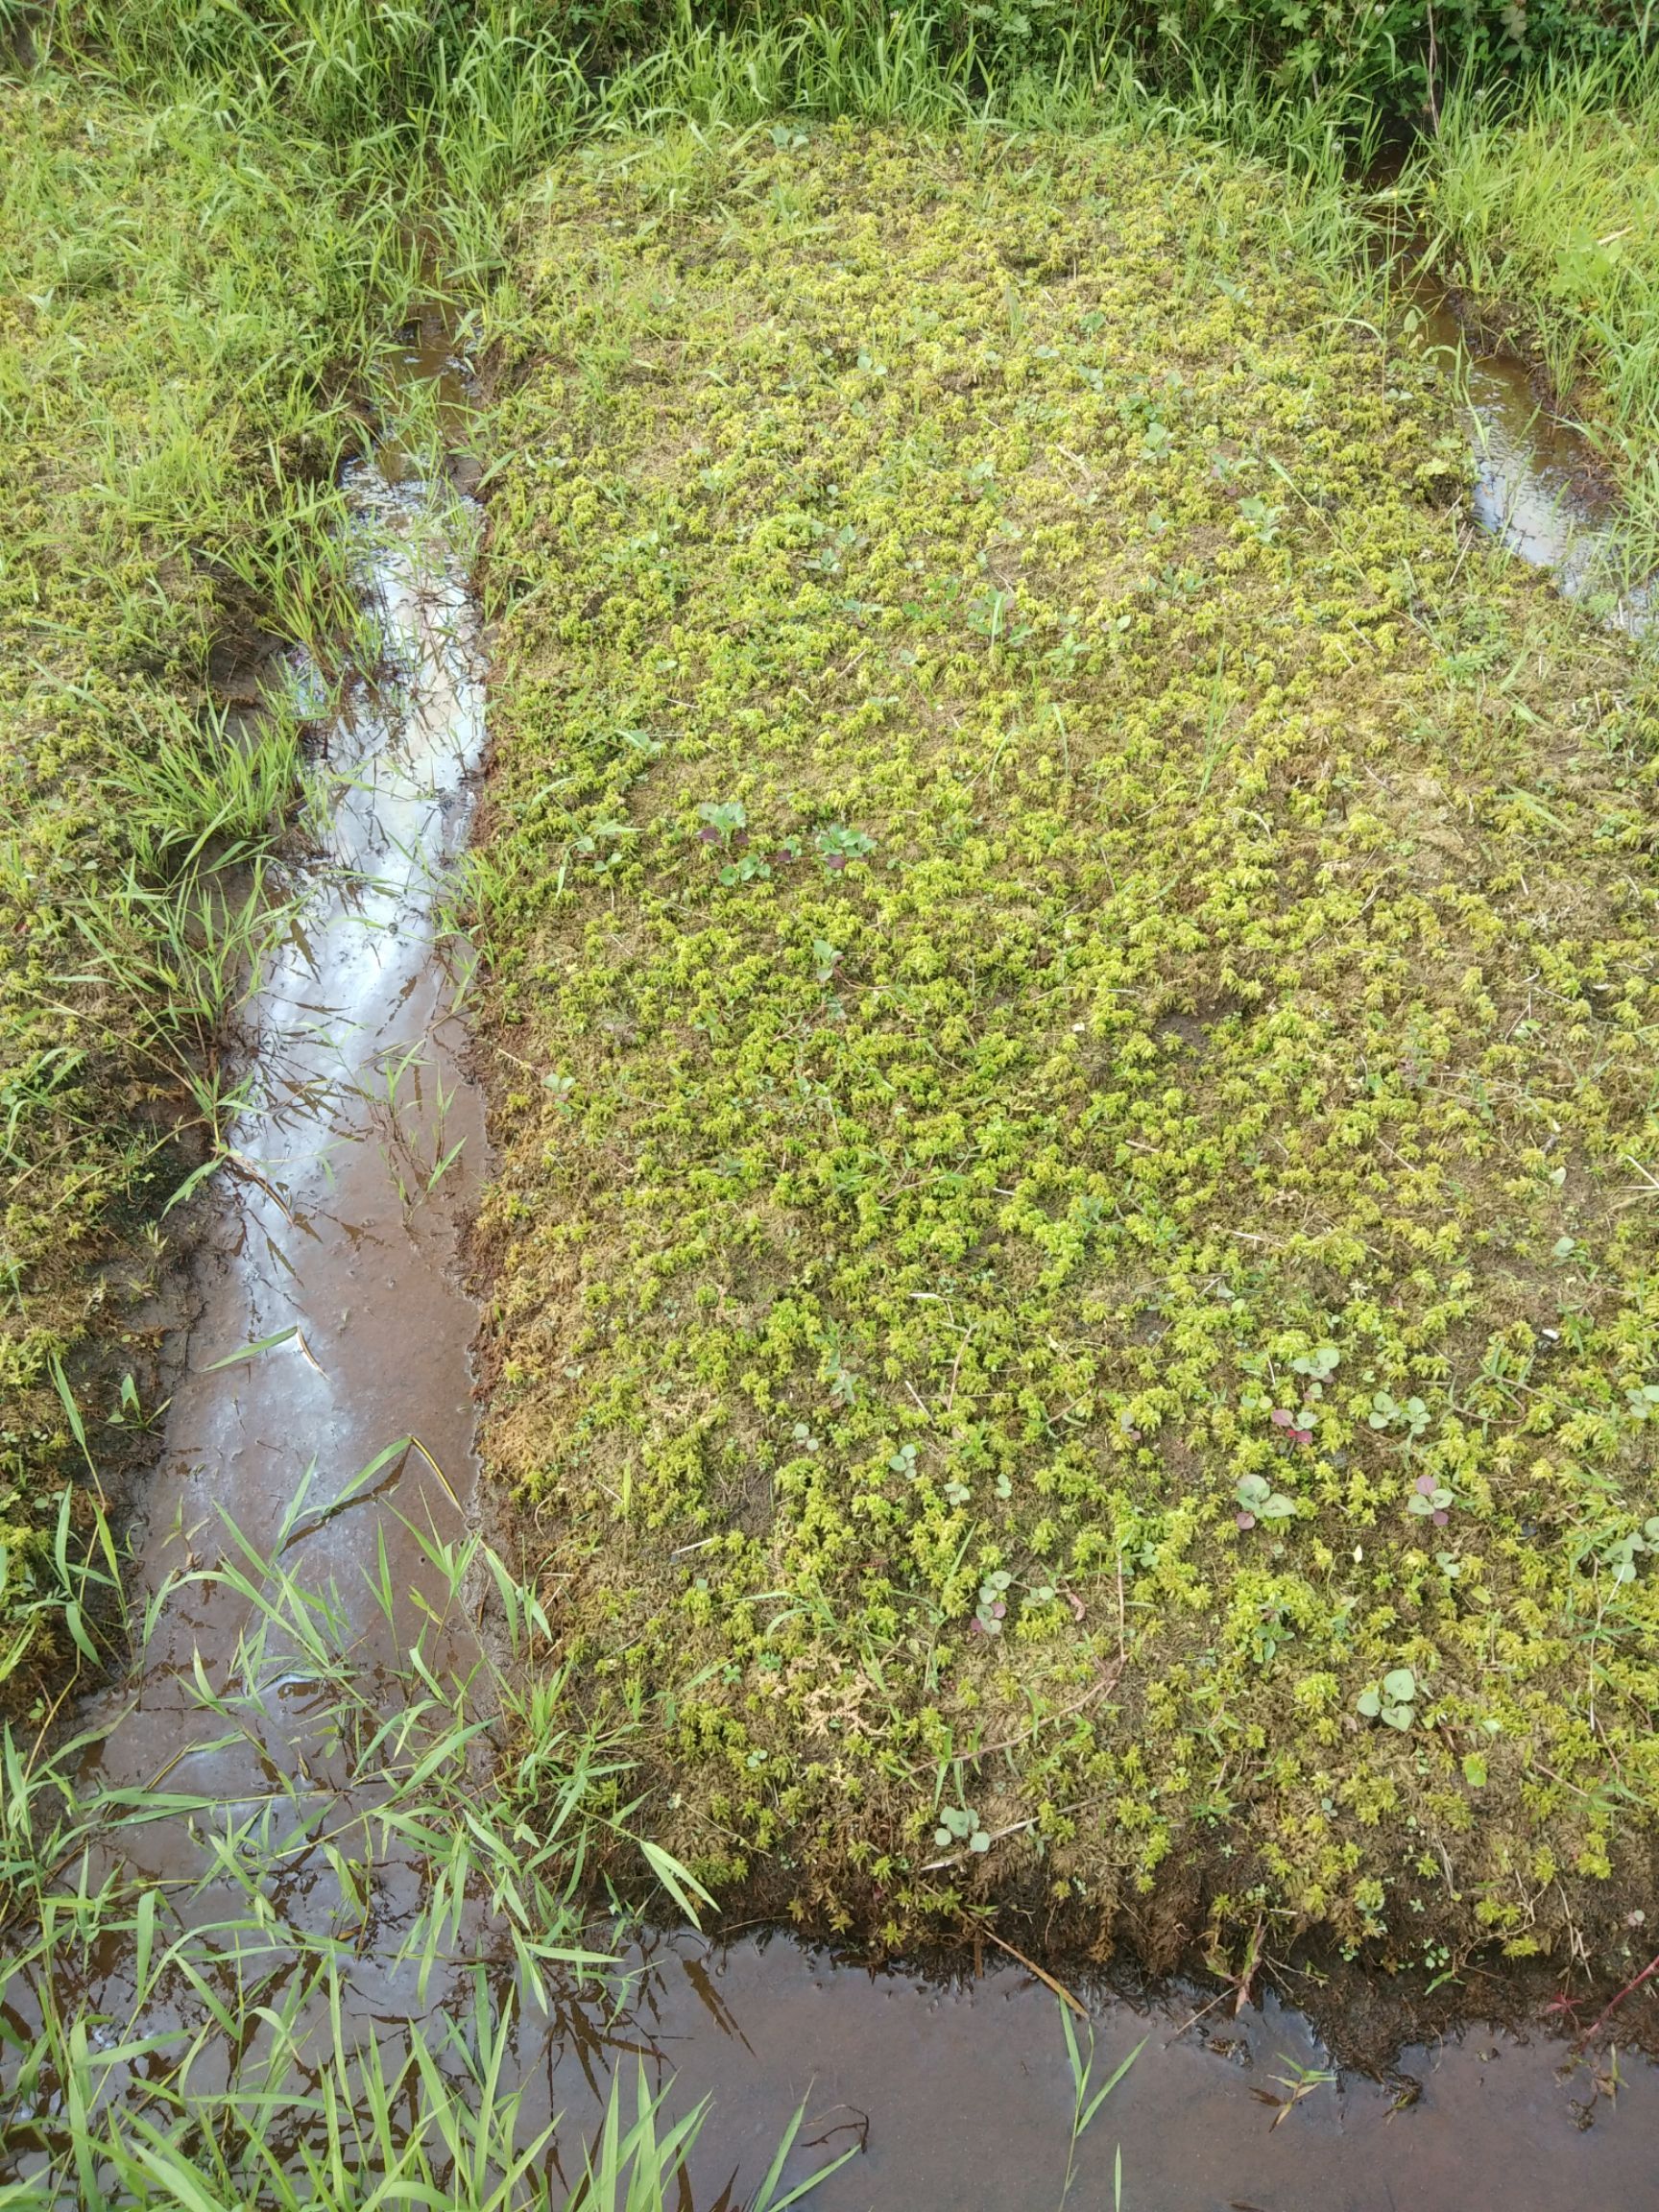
top-left (473, 123), bottom-right (1659, 1974)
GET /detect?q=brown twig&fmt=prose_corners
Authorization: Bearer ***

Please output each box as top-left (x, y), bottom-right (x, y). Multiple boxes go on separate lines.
top-left (1163, 1983), bottom-right (1235, 2047)
top-left (942, 1324), bottom-right (975, 1416)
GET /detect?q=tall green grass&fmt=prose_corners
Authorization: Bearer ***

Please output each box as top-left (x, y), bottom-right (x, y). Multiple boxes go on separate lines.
top-left (41, 0), bottom-right (1648, 137)
top-left (60, 0), bottom-right (1390, 166)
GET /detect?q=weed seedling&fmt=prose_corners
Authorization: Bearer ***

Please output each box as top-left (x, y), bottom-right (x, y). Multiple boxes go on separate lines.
top-left (1357, 1668), bottom-right (1419, 1731)
top-left (1056, 2002), bottom-right (1143, 2208)
top-left (1236, 1474), bottom-right (1295, 1530)
top-left (1407, 1474), bottom-right (1454, 1526)
top-left (933, 1803), bottom-right (991, 1853)
top-left (1369, 1391), bottom-right (1431, 1441)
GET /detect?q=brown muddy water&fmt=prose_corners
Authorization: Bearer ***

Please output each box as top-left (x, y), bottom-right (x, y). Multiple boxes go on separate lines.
top-left (8, 318), bottom-right (1659, 2207)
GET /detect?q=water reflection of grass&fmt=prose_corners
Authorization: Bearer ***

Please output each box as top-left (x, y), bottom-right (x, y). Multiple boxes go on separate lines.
top-left (0, 1483), bottom-right (854, 2205)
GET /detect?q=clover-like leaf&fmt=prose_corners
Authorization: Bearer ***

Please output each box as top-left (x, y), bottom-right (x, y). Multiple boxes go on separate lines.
top-left (697, 798), bottom-right (747, 845)
top-left (1292, 1346), bottom-right (1340, 1382)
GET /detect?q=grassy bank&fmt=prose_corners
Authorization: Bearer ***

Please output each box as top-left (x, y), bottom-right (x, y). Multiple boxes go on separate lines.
top-left (473, 121), bottom-right (1659, 1976)
top-left (0, 61), bottom-right (443, 1702)
top-left (0, 4), bottom-right (1382, 1715)
top-left (1407, 55), bottom-right (1659, 579)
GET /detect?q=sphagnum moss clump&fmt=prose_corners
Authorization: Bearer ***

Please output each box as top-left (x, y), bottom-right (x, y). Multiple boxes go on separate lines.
top-left (474, 125), bottom-right (1659, 1973)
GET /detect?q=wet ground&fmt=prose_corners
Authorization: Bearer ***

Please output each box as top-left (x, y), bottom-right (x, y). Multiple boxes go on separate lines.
top-left (1414, 288), bottom-right (1651, 633)
top-left (528, 1936), bottom-right (1650, 2210)
top-left (9, 308), bottom-right (1659, 2204)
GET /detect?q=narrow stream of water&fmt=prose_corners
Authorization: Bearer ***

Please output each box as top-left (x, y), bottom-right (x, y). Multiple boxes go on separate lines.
top-left (9, 313), bottom-right (1658, 2207)
top-left (75, 338), bottom-right (488, 1809)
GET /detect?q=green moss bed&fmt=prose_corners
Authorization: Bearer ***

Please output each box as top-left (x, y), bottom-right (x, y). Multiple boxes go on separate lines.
top-left (473, 124), bottom-right (1659, 1978)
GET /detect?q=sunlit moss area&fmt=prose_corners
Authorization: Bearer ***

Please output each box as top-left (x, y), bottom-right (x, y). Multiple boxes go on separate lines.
top-left (472, 123), bottom-right (1659, 1969)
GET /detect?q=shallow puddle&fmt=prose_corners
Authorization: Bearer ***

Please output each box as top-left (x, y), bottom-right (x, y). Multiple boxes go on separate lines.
top-left (1414, 289), bottom-right (1651, 631)
top-left (527, 1935), bottom-right (1655, 2210)
top-left (8, 308), bottom-right (1658, 2205)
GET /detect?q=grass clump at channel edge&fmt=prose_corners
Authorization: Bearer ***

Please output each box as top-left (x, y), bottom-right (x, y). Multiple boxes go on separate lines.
top-left (1406, 52), bottom-right (1659, 586)
top-left (470, 121), bottom-right (1659, 1979)
top-left (0, 60), bottom-right (445, 1709)
top-left (0, 1486), bottom-right (854, 2205)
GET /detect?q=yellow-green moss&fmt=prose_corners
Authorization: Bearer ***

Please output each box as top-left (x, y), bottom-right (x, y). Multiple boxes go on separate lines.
top-left (475, 123), bottom-right (1659, 1967)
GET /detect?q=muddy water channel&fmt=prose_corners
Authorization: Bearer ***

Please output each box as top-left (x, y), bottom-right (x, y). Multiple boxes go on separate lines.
top-left (1418, 289), bottom-right (1651, 635)
top-left (9, 323), bottom-right (1659, 2206)
top-left (77, 342), bottom-right (491, 1803)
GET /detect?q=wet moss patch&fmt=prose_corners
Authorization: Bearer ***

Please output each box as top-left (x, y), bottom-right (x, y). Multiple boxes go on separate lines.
top-left (475, 124), bottom-right (1659, 1973)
